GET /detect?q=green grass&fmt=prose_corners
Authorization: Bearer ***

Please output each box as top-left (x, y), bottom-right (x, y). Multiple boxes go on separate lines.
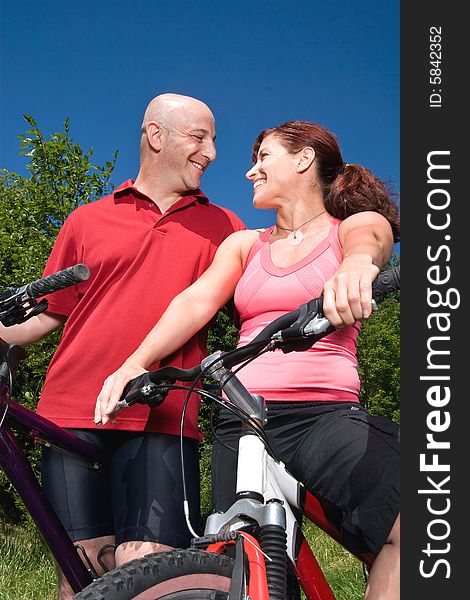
top-left (0, 525), bottom-right (56, 600)
top-left (0, 521), bottom-right (365, 600)
top-left (302, 521), bottom-right (366, 600)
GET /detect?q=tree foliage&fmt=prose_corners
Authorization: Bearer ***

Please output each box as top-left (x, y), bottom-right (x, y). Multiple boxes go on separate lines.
top-left (0, 116), bottom-right (117, 521)
top-left (1, 115), bottom-right (117, 284)
top-left (357, 291), bottom-right (400, 423)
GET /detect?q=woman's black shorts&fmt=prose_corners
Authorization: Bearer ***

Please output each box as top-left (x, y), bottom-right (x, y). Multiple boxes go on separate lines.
top-left (212, 401), bottom-right (400, 557)
top-left (41, 429), bottom-right (200, 548)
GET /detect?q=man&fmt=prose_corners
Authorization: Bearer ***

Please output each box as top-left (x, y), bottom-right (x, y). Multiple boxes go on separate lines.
top-left (0, 93), bottom-right (245, 599)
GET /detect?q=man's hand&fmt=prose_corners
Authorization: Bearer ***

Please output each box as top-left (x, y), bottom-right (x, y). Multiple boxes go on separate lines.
top-left (94, 362), bottom-right (148, 425)
top-left (322, 254), bottom-right (379, 328)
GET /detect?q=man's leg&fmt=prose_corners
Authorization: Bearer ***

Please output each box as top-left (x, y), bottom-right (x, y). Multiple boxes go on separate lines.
top-left (111, 432), bottom-right (200, 565)
top-left (41, 429), bottom-right (116, 600)
top-left (115, 540), bottom-right (171, 566)
top-left (56, 535), bottom-right (115, 600)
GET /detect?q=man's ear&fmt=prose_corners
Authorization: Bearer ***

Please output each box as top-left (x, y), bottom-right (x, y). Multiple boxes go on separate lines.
top-left (296, 147), bottom-right (316, 173)
top-left (145, 121), bottom-right (164, 151)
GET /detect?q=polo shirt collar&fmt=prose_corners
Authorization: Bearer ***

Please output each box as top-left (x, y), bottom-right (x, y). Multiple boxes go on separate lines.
top-left (113, 180), bottom-right (209, 212)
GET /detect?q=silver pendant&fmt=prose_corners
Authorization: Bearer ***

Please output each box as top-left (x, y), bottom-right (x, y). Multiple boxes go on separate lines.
top-left (287, 230), bottom-right (303, 246)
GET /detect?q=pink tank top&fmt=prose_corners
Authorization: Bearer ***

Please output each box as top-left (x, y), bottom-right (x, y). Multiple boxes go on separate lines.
top-left (233, 219), bottom-right (360, 402)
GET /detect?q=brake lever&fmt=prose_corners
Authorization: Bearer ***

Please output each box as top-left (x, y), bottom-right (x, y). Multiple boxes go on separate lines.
top-left (115, 373), bottom-right (174, 412)
top-left (0, 285), bottom-right (49, 326)
top-left (270, 298), bottom-right (334, 353)
top-left (272, 297), bottom-right (380, 354)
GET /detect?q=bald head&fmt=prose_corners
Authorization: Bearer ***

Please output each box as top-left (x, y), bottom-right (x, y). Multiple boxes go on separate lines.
top-left (135, 93), bottom-right (217, 201)
top-left (141, 93), bottom-right (215, 133)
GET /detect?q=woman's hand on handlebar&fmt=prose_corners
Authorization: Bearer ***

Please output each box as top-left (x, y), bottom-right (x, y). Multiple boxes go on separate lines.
top-left (322, 254), bottom-right (380, 327)
top-left (94, 362), bottom-right (148, 425)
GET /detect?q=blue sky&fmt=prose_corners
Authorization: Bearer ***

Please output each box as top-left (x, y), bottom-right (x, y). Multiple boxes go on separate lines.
top-left (0, 0), bottom-right (399, 231)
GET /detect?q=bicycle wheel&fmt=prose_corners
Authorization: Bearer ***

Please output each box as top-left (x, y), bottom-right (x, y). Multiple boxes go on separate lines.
top-left (74, 549), bottom-right (234, 600)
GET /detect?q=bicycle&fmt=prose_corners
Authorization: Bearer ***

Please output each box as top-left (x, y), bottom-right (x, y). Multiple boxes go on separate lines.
top-left (0, 264), bottom-right (112, 595)
top-left (73, 265), bottom-right (400, 600)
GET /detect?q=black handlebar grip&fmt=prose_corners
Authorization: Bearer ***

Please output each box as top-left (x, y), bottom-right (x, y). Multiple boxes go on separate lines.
top-left (372, 265), bottom-right (400, 301)
top-left (26, 264), bottom-right (90, 298)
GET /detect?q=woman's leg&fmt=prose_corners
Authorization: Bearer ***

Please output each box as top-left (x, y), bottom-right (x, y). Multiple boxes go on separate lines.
top-left (365, 514), bottom-right (400, 600)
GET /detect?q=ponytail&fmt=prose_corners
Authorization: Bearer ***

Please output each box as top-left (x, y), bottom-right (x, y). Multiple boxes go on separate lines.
top-left (325, 164), bottom-right (400, 242)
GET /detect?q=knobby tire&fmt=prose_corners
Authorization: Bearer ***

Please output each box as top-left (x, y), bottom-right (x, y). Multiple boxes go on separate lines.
top-left (74, 549), bottom-right (234, 600)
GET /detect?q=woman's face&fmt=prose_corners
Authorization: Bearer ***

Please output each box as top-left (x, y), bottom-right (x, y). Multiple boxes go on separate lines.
top-left (246, 135), bottom-right (299, 209)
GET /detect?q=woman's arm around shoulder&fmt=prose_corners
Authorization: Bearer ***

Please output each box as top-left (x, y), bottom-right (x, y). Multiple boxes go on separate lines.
top-left (323, 211), bottom-right (394, 327)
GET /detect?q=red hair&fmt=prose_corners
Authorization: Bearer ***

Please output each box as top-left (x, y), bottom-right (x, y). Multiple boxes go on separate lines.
top-left (252, 121), bottom-right (400, 241)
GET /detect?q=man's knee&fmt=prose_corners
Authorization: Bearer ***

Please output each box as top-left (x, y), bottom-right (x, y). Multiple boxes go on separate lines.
top-left (115, 540), bottom-right (173, 567)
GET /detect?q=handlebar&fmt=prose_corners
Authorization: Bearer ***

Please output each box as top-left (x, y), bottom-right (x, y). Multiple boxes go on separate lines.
top-left (26, 264), bottom-right (90, 298)
top-left (371, 264), bottom-right (400, 301)
top-left (117, 265), bottom-right (400, 409)
top-left (0, 264), bottom-right (90, 327)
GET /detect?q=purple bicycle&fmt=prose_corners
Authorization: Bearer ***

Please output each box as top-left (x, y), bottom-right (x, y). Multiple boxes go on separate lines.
top-left (0, 264), bottom-right (108, 594)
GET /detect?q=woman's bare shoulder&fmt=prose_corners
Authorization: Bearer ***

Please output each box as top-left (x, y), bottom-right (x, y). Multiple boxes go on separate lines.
top-left (224, 228), bottom-right (265, 246)
top-left (220, 228), bottom-right (267, 266)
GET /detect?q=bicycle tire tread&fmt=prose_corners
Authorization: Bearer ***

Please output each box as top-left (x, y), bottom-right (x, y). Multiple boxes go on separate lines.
top-left (74, 549), bottom-right (234, 599)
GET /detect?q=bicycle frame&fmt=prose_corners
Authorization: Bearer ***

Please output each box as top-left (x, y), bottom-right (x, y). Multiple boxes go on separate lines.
top-left (0, 370), bottom-right (108, 593)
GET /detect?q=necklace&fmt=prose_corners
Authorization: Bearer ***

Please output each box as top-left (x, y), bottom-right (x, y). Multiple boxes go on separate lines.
top-left (276, 210), bottom-right (327, 246)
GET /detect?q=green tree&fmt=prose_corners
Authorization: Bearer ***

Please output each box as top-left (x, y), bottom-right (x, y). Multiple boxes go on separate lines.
top-left (357, 292), bottom-right (400, 423)
top-left (0, 115), bottom-right (117, 522)
top-left (199, 306), bottom-right (240, 515)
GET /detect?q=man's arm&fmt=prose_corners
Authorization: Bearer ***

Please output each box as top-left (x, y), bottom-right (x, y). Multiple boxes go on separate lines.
top-left (322, 211), bottom-right (394, 327)
top-left (0, 312), bottom-right (67, 346)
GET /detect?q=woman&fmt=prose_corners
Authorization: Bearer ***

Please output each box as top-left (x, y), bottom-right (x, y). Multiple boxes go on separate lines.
top-left (96, 121), bottom-right (400, 599)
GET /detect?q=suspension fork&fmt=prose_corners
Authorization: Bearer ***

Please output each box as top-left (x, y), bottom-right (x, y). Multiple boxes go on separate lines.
top-left (206, 532), bottom-right (270, 600)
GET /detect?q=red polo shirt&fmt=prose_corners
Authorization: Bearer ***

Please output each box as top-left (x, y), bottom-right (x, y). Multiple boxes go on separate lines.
top-left (36, 180), bottom-right (245, 438)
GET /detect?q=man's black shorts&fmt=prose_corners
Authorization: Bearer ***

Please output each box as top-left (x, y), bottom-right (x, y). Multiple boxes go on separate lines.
top-left (41, 429), bottom-right (200, 548)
